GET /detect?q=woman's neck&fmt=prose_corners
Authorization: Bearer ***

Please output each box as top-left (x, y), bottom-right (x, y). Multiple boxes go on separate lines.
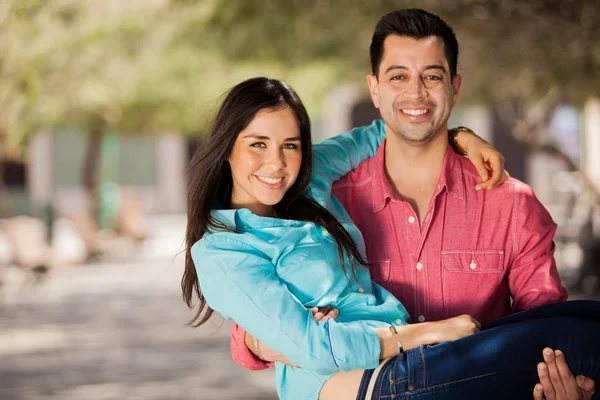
top-left (229, 198), bottom-right (273, 217)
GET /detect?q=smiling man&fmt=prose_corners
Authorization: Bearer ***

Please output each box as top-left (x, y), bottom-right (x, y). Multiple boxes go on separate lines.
top-left (230, 9), bottom-right (596, 399)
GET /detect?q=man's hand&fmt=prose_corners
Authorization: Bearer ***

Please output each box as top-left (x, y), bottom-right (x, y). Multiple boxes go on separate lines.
top-left (533, 347), bottom-right (596, 400)
top-left (310, 306), bottom-right (339, 322)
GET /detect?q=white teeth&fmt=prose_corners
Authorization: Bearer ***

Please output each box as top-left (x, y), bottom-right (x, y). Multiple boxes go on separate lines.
top-left (402, 109), bottom-right (428, 116)
top-left (257, 176), bottom-right (283, 185)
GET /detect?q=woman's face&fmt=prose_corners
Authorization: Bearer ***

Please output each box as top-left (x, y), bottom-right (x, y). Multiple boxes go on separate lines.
top-left (228, 107), bottom-right (302, 216)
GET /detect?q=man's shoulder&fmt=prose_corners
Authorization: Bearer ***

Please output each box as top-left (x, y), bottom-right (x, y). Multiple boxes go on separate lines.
top-left (458, 156), bottom-right (535, 199)
top-left (333, 156), bottom-right (377, 190)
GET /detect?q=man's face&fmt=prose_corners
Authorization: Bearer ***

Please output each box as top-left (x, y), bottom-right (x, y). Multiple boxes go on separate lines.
top-left (367, 35), bottom-right (461, 144)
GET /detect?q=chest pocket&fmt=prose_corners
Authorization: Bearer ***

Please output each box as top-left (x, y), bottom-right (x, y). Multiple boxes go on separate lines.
top-left (442, 250), bottom-right (504, 273)
top-left (441, 249), bottom-right (506, 322)
top-left (368, 259), bottom-right (391, 283)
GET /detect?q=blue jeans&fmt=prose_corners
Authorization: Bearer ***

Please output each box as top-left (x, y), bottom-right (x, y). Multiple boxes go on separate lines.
top-left (356, 300), bottom-right (600, 399)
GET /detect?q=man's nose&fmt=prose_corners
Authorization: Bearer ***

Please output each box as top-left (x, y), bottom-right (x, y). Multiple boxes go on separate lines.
top-left (403, 77), bottom-right (428, 101)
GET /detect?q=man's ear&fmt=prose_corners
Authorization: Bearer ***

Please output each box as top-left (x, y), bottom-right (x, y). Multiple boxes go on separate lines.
top-left (366, 74), bottom-right (380, 109)
top-left (451, 74), bottom-right (462, 108)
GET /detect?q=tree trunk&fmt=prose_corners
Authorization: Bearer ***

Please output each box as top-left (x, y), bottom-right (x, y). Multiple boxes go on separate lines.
top-left (0, 133), bottom-right (12, 217)
top-left (81, 116), bottom-right (106, 222)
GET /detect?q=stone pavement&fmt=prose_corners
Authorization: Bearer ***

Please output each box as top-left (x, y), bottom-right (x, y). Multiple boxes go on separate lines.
top-left (0, 257), bottom-right (278, 400)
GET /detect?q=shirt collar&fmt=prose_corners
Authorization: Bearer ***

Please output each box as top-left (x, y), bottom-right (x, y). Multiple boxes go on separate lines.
top-left (211, 208), bottom-right (303, 231)
top-left (438, 146), bottom-right (465, 199)
top-left (371, 142), bottom-right (465, 213)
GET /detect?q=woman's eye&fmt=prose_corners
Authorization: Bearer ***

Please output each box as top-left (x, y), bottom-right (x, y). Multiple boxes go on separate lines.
top-left (283, 143), bottom-right (299, 150)
top-left (250, 142), bottom-right (266, 148)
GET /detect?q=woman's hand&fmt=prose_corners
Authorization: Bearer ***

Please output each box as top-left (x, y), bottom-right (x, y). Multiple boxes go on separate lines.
top-left (451, 127), bottom-right (510, 191)
top-left (429, 314), bottom-right (482, 343)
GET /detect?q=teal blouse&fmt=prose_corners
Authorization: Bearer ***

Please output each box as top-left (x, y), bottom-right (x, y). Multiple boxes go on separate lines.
top-left (192, 120), bottom-right (410, 400)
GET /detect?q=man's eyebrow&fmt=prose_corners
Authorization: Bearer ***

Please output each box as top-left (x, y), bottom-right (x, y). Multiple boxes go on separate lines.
top-left (424, 65), bottom-right (447, 73)
top-left (384, 65), bottom-right (408, 74)
top-left (383, 64), bottom-right (447, 74)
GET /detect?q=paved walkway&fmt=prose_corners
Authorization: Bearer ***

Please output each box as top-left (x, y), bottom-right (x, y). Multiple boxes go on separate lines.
top-left (0, 258), bottom-right (277, 400)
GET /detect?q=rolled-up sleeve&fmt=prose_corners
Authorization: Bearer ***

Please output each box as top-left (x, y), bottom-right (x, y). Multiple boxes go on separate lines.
top-left (508, 184), bottom-right (568, 310)
top-left (230, 323), bottom-right (272, 370)
top-left (192, 236), bottom-right (381, 375)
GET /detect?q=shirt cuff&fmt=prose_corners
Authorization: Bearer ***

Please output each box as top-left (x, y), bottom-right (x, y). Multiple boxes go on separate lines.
top-left (326, 319), bottom-right (381, 371)
top-left (230, 323), bottom-right (273, 371)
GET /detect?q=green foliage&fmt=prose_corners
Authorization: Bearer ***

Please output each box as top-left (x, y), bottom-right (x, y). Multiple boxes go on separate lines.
top-left (1, 0), bottom-right (598, 152)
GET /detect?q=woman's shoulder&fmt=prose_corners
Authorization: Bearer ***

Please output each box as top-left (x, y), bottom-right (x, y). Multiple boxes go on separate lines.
top-left (193, 230), bottom-right (258, 253)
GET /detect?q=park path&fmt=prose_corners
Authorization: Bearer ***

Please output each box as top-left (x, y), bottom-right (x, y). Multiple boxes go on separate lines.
top-left (0, 256), bottom-right (277, 400)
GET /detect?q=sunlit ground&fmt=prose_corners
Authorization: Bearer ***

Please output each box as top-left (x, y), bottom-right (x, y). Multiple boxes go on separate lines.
top-left (0, 216), bottom-right (277, 400)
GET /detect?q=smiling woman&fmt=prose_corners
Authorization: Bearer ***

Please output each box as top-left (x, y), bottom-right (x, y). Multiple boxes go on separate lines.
top-left (228, 108), bottom-right (303, 217)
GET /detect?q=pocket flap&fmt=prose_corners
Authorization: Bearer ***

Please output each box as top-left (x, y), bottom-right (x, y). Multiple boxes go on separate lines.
top-left (368, 259), bottom-right (391, 282)
top-left (442, 250), bottom-right (504, 272)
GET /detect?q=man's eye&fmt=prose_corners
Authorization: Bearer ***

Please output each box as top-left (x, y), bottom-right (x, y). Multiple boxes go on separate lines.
top-left (426, 75), bottom-right (442, 81)
top-left (250, 142), bottom-right (266, 148)
top-left (391, 75), bottom-right (405, 81)
top-left (283, 143), bottom-right (299, 150)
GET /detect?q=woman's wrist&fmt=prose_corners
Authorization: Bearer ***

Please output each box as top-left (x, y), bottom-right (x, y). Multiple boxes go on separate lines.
top-left (449, 126), bottom-right (481, 156)
top-left (376, 323), bottom-right (441, 359)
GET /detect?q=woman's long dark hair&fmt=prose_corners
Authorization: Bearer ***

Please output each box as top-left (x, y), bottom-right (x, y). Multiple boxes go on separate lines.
top-left (183, 77), bottom-right (367, 327)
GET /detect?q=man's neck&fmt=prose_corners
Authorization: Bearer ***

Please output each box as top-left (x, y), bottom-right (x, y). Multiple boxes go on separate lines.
top-left (384, 126), bottom-right (449, 224)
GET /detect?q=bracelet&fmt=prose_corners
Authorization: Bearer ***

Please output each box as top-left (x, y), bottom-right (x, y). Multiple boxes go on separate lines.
top-left (254, 337), bottom-right (265, 361)
top-left (448, 127), bottom-right (471, 156)
top-left (389, 325), bottom-right (405, 355)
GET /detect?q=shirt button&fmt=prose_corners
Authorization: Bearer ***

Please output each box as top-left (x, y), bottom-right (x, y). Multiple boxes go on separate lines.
top-left (416, 262), bottom-right (423, 271)
top-left (408, 216), bottom-right (416, 224)
top-left (418, 315), bottom-right (426, 322)
top-left (470, 260), bottom-right (477, 270)
top-left (322, 230), bottom-right (329, 237)
top-left (358, 288), bottom-right (365, 293)
top-left (395, 319), bottom-right (402, 325)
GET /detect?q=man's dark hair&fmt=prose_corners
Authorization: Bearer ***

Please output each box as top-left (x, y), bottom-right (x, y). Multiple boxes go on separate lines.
top-left (370, 9), bottom-right (459, 79)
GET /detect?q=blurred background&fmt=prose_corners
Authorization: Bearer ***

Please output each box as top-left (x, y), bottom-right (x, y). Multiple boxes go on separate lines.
top-left (0, 0), bottom-right (599, 399)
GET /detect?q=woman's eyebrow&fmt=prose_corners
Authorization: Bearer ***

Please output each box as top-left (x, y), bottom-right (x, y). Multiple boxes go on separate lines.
top-left (241, 133), bottom-right (270, 140)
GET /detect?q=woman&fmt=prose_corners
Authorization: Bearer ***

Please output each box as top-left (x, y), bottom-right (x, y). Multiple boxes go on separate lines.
top-left (183, 77), bottom-right (600, 400)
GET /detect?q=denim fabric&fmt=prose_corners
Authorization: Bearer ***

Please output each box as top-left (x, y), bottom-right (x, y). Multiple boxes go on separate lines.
top-left (357, 300), bottom-right (600, 399)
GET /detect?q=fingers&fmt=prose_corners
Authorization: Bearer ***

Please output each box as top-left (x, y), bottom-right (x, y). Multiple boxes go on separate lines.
top-left (485, 152), bottom-right (505, 189)
top-left (576, 375), bottom-right (596, 397)
top-left (320, 307), bottom-right (339, 322)
top-left (311, 306), bottom-right (339, 322)
top-left (538, 362), bottom-right (556, 400)
top-left (533, 383), bottom-right (545, 400)
top-left (471, 155), bottom-right (490, 191)
top-left (554, 349), bottom-right (583, 399)
top-left (472, 317), bottom-right (482, 330)
top-left (543, 348), bottom-right (568, 399)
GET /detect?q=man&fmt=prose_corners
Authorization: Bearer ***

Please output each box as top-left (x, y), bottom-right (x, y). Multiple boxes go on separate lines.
top-left (230, 9), bottom-right (596, 399)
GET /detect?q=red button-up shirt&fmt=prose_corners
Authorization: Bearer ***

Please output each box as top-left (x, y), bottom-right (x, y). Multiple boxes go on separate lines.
top-left (230, 139), bottom-right (567, 370)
